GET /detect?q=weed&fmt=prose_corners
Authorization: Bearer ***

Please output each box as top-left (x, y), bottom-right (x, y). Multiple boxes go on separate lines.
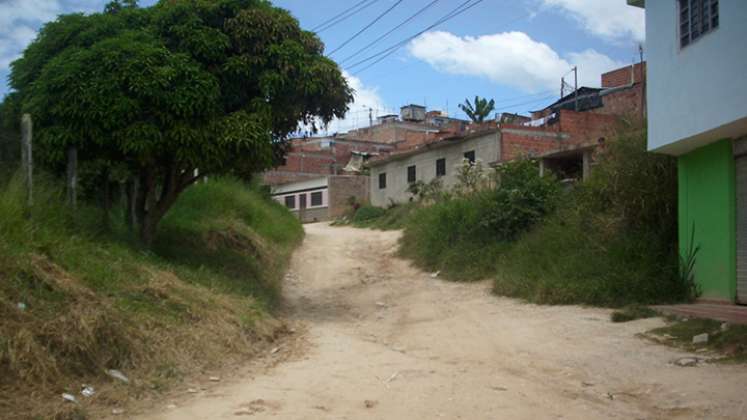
top-left (0, 174), bottom-right (302, 419)
top-left (611, 305), bottom-right (658, 322)
top-left (649, 318), bottom-right (747, 363)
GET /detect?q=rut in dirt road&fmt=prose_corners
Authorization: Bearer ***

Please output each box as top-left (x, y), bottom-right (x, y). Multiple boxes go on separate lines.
top-left (136, 223), bottom-right (747, 420)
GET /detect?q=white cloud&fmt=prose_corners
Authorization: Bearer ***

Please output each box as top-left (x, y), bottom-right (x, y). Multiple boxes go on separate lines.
top-left (408, 31), bottom-right (625, 93)
top-left (0, 0), bottom-right (102, 72)
top-left (540, 0), bottom-right (645, 42)
top-left (322, 71), bottom-right (391, 134)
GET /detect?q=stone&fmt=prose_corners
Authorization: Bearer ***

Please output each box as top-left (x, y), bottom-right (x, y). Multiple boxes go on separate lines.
top-left (364, 400), bottom-right (378, 408)
top-left (112, 408), bottom-right (125, 415)
top-left (209, 376), bottom-right (221, 382)
top-left (692, 333), bottom-right (709, 345)
top-left (674, 357), bottom-right (699, 367)
top-left (720, 322), bottom-right (730, 332)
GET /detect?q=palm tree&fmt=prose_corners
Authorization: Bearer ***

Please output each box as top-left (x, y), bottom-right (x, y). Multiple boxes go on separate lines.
top-left (459, 96), bottom-right (496, 123)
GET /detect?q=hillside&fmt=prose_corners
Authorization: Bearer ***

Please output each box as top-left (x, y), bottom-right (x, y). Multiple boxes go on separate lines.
top-left (0, 176), bottom-right (303, 419)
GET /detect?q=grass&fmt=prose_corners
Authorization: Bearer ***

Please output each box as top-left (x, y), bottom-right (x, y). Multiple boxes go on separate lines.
top-left (492, 206), bottom-right (687, 306)
top-left (0, 174), bottom-right (302, 419)
top-left (338, 203), bottom-right (419, 231)
top-left (389, 128), bottom-right (691, 306)
top-left (611, 305), bottom-right (659, 323)
top-left (648, 318), bottom-right (747, 363)
top-left (399, 195), bottom-right (508, 281)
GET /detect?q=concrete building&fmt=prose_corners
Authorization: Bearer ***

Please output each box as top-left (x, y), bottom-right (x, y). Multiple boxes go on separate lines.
top-left (271, 175), bottom-right (369, 223)
top-left (368, 129), bottom-right (500, 206)
top-left (630, 0), bottom-right (747, 303)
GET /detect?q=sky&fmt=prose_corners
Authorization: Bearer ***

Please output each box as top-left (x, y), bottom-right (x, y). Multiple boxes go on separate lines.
top-left (0, 0), bottom-right (645, 134)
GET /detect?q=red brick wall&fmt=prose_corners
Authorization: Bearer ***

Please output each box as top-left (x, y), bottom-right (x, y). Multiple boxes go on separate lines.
top-left (601, 62), bottom-right (645, 88)
top-left (500, 128), bottom-right (561, 161)
top-left (593, 84), bottom-right (644, 124)
top-left (557, 110), bottom-right (620, 147)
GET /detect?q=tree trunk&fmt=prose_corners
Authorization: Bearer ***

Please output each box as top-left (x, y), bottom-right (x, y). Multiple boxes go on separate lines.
top-left (133, 164), bottom-right (201, 246)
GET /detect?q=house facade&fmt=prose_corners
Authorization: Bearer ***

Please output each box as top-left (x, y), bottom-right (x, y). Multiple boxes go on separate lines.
top-left (271, 175), bottom-right (369, 223)
top-left (631, 0), bottom-right (747, 303)
top-left (368, 130), bottom-right (500, 206)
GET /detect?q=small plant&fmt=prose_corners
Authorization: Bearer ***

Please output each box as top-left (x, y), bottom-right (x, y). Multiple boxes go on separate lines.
top-left (680, 224), bottom-right (702, 302)
top-left (455, 158), bottom-right (490, 195)
top-left (407, 177), bottom-right (445, 203)
top-left (611, 305), bottom-right (658, 323)
top-left (352, 205), bottom-right (386, 223)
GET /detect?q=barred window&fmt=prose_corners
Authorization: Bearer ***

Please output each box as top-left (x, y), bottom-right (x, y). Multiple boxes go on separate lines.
top-left (379, 173), bottom-right (387, 189)
top-left (407, 165), bottom-right (416, 183)
top-left (436, 158), bottom-right (446, 177)
top-left (310, 191), bottom-right (323, 206)
top-left (284, 195), bottom-right (296, 209)
top-left (680, 0), bottom-right (719, 48)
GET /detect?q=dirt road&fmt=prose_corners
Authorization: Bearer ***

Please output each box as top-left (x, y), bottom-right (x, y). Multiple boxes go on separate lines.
top-left (138, 223), bottom-right (747, 419)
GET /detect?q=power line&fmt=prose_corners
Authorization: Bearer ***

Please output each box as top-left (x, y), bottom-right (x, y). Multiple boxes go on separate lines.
top-left (339, 0), bottom-right (441, 65)
top-left (347, 0), bottom-right (479, 70)
top-left (349, 0), bottom-right (485, 75)
top-left (328, 0), bottom-right (405, 57)
top-left (313, 0), bottom-right (380, 34)
top-left (311, 0), bottom-right (370, 32)
top-left (355, 6), bottom-right (540, 80)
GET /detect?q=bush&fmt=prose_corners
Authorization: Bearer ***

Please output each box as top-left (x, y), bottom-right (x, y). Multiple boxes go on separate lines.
top-left (493, 128), bottom-right (689, 306)
top-left (399, 159), bottom-right (558, 281)
top-left (352, 205), bottom-right (387, 223)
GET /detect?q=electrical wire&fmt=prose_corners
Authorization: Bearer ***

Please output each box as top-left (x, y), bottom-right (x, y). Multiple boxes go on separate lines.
top-left (314, 0), bottom-right (381, 34)
top-left (328, 0), bottom-right (405, 57)
top-left (339, 0), bottom-right (441, 65)
top-left (348, 0), bottom-right (485, 75)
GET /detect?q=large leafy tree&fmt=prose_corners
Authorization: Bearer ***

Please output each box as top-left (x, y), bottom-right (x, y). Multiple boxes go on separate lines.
top-left (459, 96), bottom-right (496, 123)
top-left (8, 0), bottom-right (352, 244)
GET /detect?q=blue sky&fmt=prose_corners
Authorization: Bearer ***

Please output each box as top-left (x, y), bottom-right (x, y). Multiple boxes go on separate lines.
top-left (0, 0), bottom-right (644, 133)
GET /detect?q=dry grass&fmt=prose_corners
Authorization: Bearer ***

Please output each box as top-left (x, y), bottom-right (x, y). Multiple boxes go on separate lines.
top-left (0, 176), bottom-right (302, 419)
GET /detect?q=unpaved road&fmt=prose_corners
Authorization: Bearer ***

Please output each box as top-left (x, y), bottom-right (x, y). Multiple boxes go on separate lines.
top-left (138, 223), bottom-right (747, 419)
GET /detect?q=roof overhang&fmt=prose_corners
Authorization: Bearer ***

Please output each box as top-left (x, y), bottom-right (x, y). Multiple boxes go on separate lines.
top-left (627, 0), bottom-right (644, 8)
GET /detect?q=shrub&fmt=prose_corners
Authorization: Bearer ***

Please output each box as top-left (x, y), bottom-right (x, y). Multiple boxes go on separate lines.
top-left (480, 159), bottom-right (560, 241)
top-left (493, 128), bottom-right (688, 306)
top-left (399, 158), bottom-right (559, 281)
top-left (353, 205), bottom-right (387, 222)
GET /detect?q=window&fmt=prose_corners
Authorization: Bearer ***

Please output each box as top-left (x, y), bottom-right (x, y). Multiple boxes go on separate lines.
top-left (436, 158), bottom-right (446, 177)
top-left (407, 165), bottom-right (416, 183)
top-left (679, 0), bottom-right (719, 48)
top-left (284, 195), bottom-right (296, 209)
top-left (310, 191), bottom-right (323, 207)
top-left (379, 173), bottom-right (387, 189)
top-left (464, 150), bottom-right (476, 164)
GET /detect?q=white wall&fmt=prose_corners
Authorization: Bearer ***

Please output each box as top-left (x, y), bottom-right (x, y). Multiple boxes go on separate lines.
top-left (646, 1), bottom-right (747, 155)
top-left (369, 132), bottom-right (500, 206)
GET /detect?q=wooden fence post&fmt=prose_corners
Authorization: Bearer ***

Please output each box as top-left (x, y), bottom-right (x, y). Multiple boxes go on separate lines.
top-left (66, 146), bottom-right (78, 209)
top-left (20, 114), bottom-right (33, 207)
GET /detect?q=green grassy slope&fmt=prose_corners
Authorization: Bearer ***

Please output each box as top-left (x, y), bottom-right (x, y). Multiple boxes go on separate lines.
top-left (0, 175), bottom-right (302, 419)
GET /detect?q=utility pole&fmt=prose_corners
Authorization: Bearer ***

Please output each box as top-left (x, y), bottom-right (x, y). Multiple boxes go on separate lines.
top-left (574, 66), bottom-right (579, 112)
top-left (369, 107), bottom-right (373, 127)
top-left (639, 43), bottom-right (646, 124)
top-left (21, 114), bottom-right (33, 207)
top-left (561, 77), bottom-right (565, 98)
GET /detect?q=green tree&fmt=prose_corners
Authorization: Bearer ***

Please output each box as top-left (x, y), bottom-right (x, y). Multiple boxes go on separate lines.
top-left (459, 96), bottom-right (496, 123)
top-left (8, 0), bottom-right (352, 244)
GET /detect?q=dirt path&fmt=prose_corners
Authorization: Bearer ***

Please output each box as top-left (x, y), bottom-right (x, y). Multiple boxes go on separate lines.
top-left (137, 223), bottom-right (747, 419)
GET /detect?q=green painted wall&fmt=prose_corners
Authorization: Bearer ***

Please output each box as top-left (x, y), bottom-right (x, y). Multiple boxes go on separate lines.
top-left (678, 139), bottom-right (736, 302)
